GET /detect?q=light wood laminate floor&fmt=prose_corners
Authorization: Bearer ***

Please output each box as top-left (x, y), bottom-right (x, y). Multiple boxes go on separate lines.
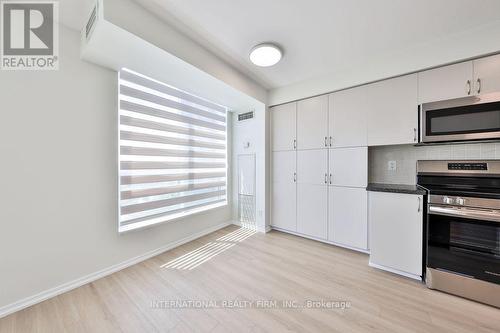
top-left (1, 225), bottom-right (499, 332)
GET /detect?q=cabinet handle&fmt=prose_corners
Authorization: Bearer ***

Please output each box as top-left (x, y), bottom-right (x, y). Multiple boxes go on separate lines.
top-left (329, 136), bottom-right (332, 147)
top-left (293, 172), bottom-right (297, 183)
top-left (466, 80), bottom-right (471, 95)
top-left (324, 173), bottom-right (328, 184)
top-left (413, 128), bottom-right (417, 142)
top-left (324, 136), bottom-right (328, 147)
top-left (293, 139), bottom-right (297, 150)
top-left (417, 197), bottom-right (421, 213)
top-left (329, 173), bottom-right (332, 185)
top-left (477, 78), bottom-right (481, 94)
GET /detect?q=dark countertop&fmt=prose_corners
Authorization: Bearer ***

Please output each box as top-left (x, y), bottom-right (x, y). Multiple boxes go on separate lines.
top-left (367, 183), bottom-right (427, 195)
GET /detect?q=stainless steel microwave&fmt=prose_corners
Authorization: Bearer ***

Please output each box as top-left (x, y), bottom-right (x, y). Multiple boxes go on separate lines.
top-left (421, 92), bottom-right (500, 143)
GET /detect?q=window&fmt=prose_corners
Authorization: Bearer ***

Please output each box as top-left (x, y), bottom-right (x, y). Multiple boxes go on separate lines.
top-left (118, 69), bottom-right (228, 232)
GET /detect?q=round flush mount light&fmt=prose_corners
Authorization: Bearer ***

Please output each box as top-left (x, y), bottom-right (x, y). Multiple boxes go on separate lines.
top-left (249, 43), bottom-right (282, 67)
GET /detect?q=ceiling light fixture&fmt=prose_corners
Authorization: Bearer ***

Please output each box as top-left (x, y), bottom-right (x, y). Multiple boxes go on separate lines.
top-left (249, 43), bottom-right (282, 67)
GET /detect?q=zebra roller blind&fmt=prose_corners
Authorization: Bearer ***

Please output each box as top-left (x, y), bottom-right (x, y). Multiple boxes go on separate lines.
top-left (119, 69), bottom-right (228, 232)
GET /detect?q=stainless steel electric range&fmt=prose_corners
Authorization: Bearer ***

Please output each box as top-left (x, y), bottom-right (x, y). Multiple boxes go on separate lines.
top-left (417, 160), bottom-right (500, 308)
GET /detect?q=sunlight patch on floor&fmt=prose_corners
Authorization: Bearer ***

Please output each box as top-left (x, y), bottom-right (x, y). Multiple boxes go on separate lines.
top-left (161, 227), bottom-right (257, 270)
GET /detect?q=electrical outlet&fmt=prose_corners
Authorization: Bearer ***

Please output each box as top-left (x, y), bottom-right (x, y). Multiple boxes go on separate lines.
top-left (388, 160), bottom-right (397, 171)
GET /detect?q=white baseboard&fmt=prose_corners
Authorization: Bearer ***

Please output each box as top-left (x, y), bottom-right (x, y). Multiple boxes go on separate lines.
top-left (0, 221), bottom-right (231, 319)
top-left (369, 261), bottom-right (422, 281)
top-left (271, 226), bottom-right (370, 254)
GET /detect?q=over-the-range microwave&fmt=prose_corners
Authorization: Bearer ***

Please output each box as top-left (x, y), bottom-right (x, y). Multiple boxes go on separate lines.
top-left (420, 92), bottom-right (500, 143)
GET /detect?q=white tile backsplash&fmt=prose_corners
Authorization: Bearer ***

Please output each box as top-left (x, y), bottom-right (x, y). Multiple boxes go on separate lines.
top-left (369, 142), bottom-right (500, 185)
top-left (480, 144), bottom-right (496, 159)
top-left (451, 145), bottom-right (466, 159)
top-left (465, 144), bottom-right (481, 159)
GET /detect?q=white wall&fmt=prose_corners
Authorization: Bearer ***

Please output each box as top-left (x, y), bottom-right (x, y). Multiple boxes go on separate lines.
top-left (0, 25), bottom-right (234, 313)
top-left (231, 108), bottom-right (268, 232)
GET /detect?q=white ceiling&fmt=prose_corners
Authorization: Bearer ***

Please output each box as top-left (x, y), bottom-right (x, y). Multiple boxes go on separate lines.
top-left (131, 0), bottom-right (500, 90)
top-left (59, 0), bottom-right (500, 95)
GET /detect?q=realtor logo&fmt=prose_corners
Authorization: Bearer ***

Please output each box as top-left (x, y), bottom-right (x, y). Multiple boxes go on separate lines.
top-left (1, 1), bottom-right (58, 70)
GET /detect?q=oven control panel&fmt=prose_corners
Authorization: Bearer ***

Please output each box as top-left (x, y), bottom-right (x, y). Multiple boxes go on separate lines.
top-left (429, 194), bottom-right (500, 210)
top-left (439, 196), bottom-right (465, 205)
top-left (448, 163), bottom-right (488, 171)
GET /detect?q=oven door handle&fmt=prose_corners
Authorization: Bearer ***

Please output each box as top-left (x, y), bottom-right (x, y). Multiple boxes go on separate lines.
top-left (429, 205), bottom-right (500, 223)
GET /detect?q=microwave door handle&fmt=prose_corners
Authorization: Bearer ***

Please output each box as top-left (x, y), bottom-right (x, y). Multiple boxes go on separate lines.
top-left (429, 205), bottom-right (500, 223)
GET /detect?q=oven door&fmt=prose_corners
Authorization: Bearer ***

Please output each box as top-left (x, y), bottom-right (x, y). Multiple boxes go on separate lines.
top-left (427, 204), bottom-right (500, 285)
top-left (421, 93), bottom-right (500, 143)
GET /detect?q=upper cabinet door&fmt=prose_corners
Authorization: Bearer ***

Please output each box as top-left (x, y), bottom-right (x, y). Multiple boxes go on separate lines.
top-left (418, 61), bottom-right (473, 103)
top-left (329, 147), bottom-right (367, 188)
top-left (367, 74), bottom-right (418, 146)
top-left (473, 54), bottom-right (500, 95)
top-left (328, 94), bottom-right (334, 146)
top-left (271, 102), bottom-right (296, 151)
top-left (297, 95), bottom-right (328, 150)
top-left (330, 87), bottom-right (368, 148)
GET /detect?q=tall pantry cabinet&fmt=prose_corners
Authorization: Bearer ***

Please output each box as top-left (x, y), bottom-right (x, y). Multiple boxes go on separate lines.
top-left (271, 103), bottom-right (297, 232)
top-left (296, 96), bottom-right (329, 239)
top-left (271, 92), bottom-right (368, 251)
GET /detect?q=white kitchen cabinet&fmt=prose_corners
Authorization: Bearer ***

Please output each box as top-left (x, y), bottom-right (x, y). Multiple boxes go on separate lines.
top-left (367, 74), bottom-right (418, 146)
top-left (473, 54), bottom-right (500, 95)
top-left (418, 61), bottom-right (473, 103)
top-left (271, 151), bottom-right (296, 231)
top-left (328, 187), bottom-right (368, 250)
top-left (297, 184), bottom-right (328, 239)
top-left (272, 150), bottom-right (296, 185)
top-left (297, 149), bottom-right (328, 185)
top-left (327, 94), bottom-right (334, 147)
top-left (271, 53), bottom-right (500, 255)
top-left (329, 147), bottom-right (367, 187)
top-left (296, 149), bottom-right (328, 239)
top-left (297, 95), bottom-right (329, 150)
top-left (271, 102), bottom-right (296, 151)
top-left (329, 87), bottom-right (367, 148)
top-left (369, 191), bottom-right (423, 277)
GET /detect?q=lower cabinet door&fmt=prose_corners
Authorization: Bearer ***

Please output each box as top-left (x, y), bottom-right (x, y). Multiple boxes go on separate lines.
top-left (271, 151), bottom-right (296, 231)
top-left (329, 186), bottom-right (368, 250)
top-left (297, 184), bottom-right (327, 239)
top-left (369, 192), bottom-right (423, 276)
top-left (272, 181), bottom-right (297, 231)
